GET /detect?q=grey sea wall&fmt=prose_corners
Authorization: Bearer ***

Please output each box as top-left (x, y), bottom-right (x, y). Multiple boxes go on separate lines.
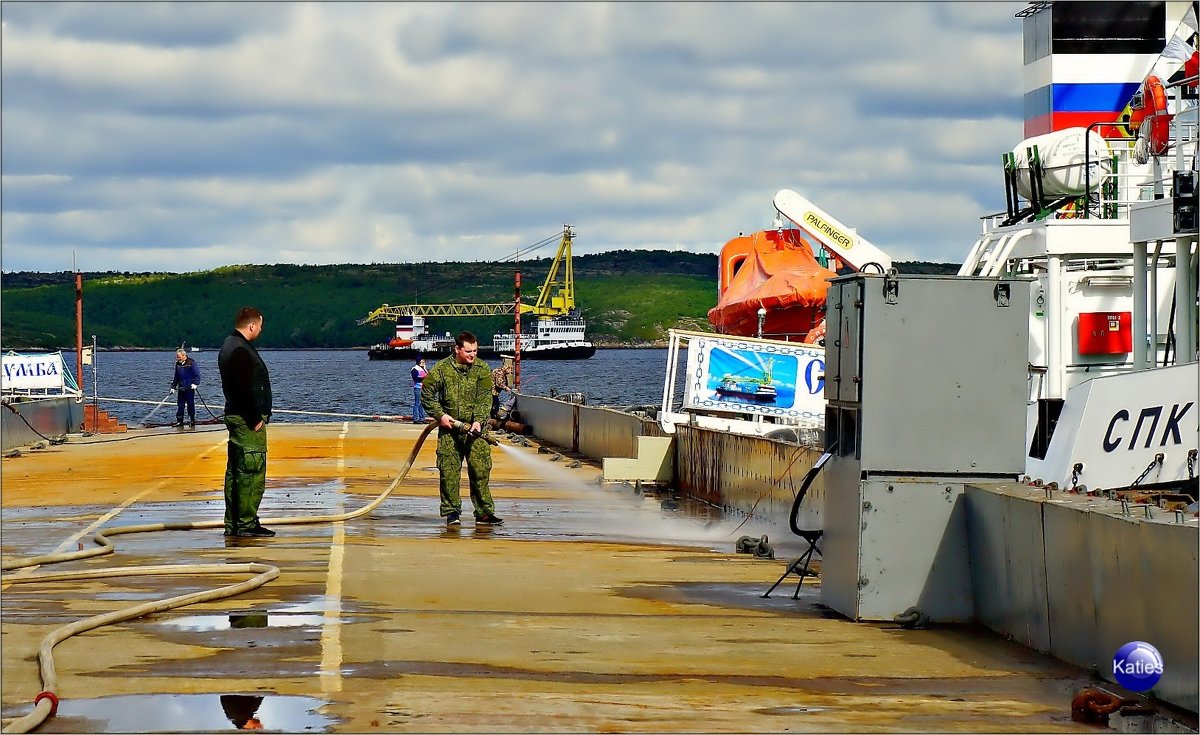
top-left (966, 483), bottom-right (1198, 713)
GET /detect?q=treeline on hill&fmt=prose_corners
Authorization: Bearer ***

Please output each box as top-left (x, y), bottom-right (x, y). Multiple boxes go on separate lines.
top-left (0, 252), bottom-right (957, 350)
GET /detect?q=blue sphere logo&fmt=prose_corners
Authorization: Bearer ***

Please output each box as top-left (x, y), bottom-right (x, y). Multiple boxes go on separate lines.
top-left (1113, 641), bottom-right (1163, 691)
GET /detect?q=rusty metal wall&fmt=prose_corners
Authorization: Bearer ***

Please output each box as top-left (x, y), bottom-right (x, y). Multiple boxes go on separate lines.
top-left (577, 405), bottom-right (654, 460)
top-left (2, 397), bottom-right (84, 451)
top-left (517, 399), bottom-right (823, 527)
top-left (675, 425), bottom-right (824, 524)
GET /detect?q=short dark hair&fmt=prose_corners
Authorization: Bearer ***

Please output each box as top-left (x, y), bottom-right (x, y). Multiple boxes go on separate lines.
top-left (455, 331), bottom-right (478, 348)
top-left (234, 307), bottom-right (263, 328)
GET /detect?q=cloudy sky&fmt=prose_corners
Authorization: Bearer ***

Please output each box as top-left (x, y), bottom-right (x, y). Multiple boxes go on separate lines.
top-left (1, 2), bottom-right (1026, 273)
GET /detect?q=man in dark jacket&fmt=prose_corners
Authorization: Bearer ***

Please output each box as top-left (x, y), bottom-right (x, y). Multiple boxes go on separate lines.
top-left (218, 307), bottom-right (274, 537)
top-left (421, 331), bottom-right (503, 526)
top-left (170, 349), bottom-right (201, 428)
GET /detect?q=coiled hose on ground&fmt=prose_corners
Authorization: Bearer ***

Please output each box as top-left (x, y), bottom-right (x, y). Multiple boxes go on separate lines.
top-left (0, 422), bottom-right (437, 734)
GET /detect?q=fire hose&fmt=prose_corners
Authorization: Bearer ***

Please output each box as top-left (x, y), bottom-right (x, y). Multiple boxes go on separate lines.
top-left (1, 421), bottom-right (446, 733)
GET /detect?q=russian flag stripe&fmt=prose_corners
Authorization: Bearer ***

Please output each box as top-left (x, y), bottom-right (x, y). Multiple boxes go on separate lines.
top-left (1051, 82), bottom-right (1141, 112)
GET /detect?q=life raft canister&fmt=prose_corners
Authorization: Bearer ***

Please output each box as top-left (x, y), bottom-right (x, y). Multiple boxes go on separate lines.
top-left (1128, 75), bottom-right (1171, 157)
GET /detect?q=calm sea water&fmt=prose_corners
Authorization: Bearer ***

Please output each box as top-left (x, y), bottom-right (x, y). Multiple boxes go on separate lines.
top-left (67, 349), bottom-right (685, 426)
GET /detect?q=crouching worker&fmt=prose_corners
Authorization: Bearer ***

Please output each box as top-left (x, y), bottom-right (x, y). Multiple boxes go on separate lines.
top-left (421, 331), bottom-right (504, 527)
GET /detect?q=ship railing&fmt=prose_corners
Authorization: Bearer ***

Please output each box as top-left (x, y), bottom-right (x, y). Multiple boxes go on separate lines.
top-left (760, 331), bottom-right (813, 343)
top-left (982, 87), bottom-right (1197, 232)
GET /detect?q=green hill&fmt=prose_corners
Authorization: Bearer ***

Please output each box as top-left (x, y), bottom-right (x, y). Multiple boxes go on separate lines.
top-left (0, 252), bottom-right (957, 350)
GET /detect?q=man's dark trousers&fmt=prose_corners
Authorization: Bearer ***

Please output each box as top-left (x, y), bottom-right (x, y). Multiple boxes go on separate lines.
top-left (224, 415), bottom-right (267, 534)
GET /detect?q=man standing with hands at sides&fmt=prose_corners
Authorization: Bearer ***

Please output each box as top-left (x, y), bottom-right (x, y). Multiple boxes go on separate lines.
top-left (218, 307), bottom-right (275, 538)
top-left (170, 348), bottom-right (201, 428)
top-left (421, 331), bottom-right (504, 526)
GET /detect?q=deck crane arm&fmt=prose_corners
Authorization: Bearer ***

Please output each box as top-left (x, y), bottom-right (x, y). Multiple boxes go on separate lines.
top-left (358, 302), bottom-right (533, 325)
top-left (772, 189), bottom-right (893, 272)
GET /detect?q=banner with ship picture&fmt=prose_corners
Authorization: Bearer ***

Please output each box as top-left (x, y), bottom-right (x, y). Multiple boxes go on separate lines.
top-left (682, 334), bottom-right (824, 422)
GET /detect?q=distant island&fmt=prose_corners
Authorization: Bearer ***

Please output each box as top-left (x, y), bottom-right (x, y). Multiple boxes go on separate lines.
top-left (0, 251), bottom-right (957, 350)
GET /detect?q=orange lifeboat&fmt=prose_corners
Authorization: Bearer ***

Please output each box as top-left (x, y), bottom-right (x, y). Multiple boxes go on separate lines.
top-left (706, 228), bottom-right (836, 340)
top-left (388, 337), bottom-right (414, 348)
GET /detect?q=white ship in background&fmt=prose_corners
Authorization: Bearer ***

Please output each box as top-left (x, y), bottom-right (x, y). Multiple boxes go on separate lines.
top-left (491, 312), bottom-right (595, 360)
top-left (362, 227), bottom-right (595, 361)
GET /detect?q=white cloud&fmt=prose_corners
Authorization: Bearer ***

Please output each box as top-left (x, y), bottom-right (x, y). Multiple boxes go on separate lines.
top-left (1, 2), bottom-right (1029, 274)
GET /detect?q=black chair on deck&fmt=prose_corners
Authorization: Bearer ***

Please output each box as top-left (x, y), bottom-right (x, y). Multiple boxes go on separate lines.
top-left (762, 530), bottom-right (822, 599)
top-left (761, 448), bottom-right (831, 599)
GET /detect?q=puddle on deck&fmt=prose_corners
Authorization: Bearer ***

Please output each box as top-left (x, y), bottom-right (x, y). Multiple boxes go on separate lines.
top-left (162, 601), bottom-right (333, 632)
top-left (3, 693), bottom-right (336, 733)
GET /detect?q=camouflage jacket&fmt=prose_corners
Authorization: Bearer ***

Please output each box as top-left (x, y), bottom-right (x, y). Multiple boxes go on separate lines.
top-left (421, 356), bottom-right (493, 424)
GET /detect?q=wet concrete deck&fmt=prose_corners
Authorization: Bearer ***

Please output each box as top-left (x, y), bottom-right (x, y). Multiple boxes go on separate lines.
top-left (2, 422), bottom-right (1102, 732)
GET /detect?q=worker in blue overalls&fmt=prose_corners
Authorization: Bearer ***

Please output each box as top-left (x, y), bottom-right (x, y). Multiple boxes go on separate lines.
top-left (170, 349), bottom-right (201, 428)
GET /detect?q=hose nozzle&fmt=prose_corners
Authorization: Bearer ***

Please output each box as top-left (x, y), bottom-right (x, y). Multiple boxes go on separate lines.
top-left (448, 418), bottom-right (499, 445)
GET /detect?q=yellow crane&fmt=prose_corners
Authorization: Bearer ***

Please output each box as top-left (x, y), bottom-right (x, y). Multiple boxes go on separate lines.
top-left (358, 226), bottom-right (578, 325)
top-left (527, 225), bottom-right (575, 317)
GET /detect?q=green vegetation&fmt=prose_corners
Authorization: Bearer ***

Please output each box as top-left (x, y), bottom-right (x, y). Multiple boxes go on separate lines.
top-left (0, 252), bottom-right (956, 350)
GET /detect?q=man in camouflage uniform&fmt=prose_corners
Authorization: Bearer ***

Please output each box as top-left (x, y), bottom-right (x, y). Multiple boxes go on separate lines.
top-left (421, 331), bottom-right (503, 526)
top-left (491, 363), bottom-right (512, 419)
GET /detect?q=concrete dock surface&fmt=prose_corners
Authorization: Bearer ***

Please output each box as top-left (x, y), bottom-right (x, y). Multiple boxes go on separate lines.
top-left (2, 422), bottom-right (1105, 732)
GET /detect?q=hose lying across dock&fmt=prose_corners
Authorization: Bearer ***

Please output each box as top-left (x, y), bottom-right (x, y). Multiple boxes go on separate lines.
top-left (0, 422), bottom-right (437, 734)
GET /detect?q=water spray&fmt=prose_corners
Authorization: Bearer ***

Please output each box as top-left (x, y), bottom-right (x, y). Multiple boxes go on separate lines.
top-left (137, 389), bottom-right (175, 427)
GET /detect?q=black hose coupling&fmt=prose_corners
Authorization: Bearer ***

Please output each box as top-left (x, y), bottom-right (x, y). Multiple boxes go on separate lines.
top-left (448, 418), bottom-right (499, 446)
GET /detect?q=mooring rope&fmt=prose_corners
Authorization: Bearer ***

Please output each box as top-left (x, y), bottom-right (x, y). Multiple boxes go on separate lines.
top-left (93, 395), bottom-right (408, 422)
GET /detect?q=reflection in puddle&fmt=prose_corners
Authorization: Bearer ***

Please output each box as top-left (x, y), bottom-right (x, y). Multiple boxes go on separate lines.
top-left (162, 602), bottom-right (331, 631)
top-left (5, 693), bottom-right (335, 733)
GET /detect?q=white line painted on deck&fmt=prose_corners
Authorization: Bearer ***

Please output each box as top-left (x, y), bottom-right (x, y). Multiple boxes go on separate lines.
top-left (320, 422), bottom-right (350, 694)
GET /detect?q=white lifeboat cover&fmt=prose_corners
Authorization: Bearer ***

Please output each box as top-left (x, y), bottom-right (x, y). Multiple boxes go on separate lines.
top-left (1012, 127), bottom-right (1113, 199)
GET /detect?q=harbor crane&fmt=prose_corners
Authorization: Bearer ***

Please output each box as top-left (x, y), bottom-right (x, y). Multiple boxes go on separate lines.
top-left (357, 226), bottom-right (578, 325)
top-left (358, 226), bottom-right (594, 372)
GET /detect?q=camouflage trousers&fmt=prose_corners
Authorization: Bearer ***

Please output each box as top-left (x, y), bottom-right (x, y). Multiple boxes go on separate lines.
top-left (436, 429), bottom-right (494, 518)
top-left (224, 415), bottom-right (267, 534)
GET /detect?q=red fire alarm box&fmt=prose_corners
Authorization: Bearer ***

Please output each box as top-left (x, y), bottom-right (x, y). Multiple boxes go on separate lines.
top-left (1077, 312), bottom-right (1132, 354)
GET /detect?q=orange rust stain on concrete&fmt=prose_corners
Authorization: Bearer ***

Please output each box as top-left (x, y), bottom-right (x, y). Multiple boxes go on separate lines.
top-left (0, 424), bottom-right (588, 508)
